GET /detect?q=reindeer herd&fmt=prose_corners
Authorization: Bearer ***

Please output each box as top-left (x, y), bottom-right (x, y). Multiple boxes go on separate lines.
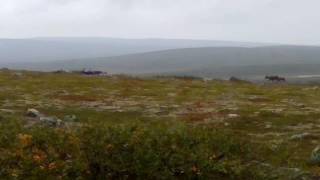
top-left (265, 75), bottom-right (286, 82)
top-left (52, 68), bottom-right (286, 83)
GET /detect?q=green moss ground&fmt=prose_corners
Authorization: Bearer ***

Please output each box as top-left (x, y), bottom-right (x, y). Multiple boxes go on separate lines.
top-left (0, 70), bottom-right (320, 179)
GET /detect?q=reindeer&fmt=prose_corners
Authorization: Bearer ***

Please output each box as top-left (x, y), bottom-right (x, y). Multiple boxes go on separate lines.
top-left (81, 69), bottom-right (103, 76)
top-left (265, 75), bottom-right (286, 82)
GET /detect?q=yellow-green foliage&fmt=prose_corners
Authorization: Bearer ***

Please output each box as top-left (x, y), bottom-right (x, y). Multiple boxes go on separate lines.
top-left (0, 70), bottom-right (320, 179)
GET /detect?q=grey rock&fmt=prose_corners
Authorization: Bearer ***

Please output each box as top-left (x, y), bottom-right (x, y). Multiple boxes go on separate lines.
top-left (26, 108), bottom-right (41, 118)
top-left (63, 114), bottom-right (77, 122)
top-left (40, 116), bottom-right (63, 127)
top-left (265, 124), bottom-right (272, 129)
top-left (13, 72), bottom-right (23, 77)
top-left (249, 161), bottom-right (310, 179)
top-left (310, 145), bottom-right (320, 165)
top-left (290, 133), bottom-right (312, 141)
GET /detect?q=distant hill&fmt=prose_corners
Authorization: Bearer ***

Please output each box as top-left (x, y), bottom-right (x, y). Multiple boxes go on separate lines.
top-left (8, 45), bottom-right (320, 79)
top-left (0, 37), bottom-right (269, 63)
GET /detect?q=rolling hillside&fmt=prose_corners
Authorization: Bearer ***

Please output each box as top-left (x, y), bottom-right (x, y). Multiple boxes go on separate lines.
top-left (7, 45), bottom-right (320, 79)
top-left (0, 37), bottom-right (268, 63)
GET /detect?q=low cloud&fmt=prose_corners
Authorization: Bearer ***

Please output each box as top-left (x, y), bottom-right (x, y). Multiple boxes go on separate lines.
top-left (0, 0), bottom-right (319, 44)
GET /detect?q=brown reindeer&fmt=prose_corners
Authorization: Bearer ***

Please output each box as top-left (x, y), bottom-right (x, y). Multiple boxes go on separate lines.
top-left (265, 75), bottom-right (286, 82)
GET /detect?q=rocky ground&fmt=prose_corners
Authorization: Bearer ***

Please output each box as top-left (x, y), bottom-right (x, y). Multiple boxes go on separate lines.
top-left (1, 70), bottom-right (320, 179)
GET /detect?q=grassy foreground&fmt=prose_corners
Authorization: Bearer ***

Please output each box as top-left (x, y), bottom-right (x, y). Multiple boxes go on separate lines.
top-left (0, 70), bottom-right (320, 179)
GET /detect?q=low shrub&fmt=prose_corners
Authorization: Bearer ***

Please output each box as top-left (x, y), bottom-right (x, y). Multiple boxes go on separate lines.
top-left (0, 119), bottom-right (266, 179)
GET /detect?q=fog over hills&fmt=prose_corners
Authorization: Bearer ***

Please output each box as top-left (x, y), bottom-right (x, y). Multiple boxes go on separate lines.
top-left (0, 37), bottom-right (269, 63)
top-left (5, 44), bottom-right (320, 79)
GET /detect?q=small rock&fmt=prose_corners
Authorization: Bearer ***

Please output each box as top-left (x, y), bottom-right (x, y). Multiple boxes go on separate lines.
top-left (295, 103), bottom-right (306, 108)
top-left (290, 133), bottom-right (312, 140)
top-left (40, 116), bottom-right (63, 127)
top-left (202, 77), bottom-right (212, 82)
top-left (63, 115), bottom-right (77, 122)
top-left (249, 160), bottom-right (310, 179)
top-left (13, 72), bottom-right (23, 77)
top-left (26, 108), bottom-right (41, 118)
top-left (228, 114), bottom-right (240, 118)
top-left (272, 108), bottom-right (284, 114)
top-left (265, 124), bottom-right (272, 129)
top-left (310, 145), bottom-right (320, 165)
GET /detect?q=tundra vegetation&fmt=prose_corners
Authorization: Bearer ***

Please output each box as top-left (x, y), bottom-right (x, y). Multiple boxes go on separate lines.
top-left (0, 70), bottom-right (320, 179)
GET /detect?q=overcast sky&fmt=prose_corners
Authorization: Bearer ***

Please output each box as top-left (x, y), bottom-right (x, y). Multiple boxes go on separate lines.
top-left (1, 0), bottom-right (319, 44)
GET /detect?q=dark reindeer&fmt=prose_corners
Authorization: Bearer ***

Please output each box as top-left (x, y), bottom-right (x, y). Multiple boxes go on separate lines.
top-left (265, 75), bottom-right (286, 82)
top-left (81, 69), bottom-right (104, 76)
